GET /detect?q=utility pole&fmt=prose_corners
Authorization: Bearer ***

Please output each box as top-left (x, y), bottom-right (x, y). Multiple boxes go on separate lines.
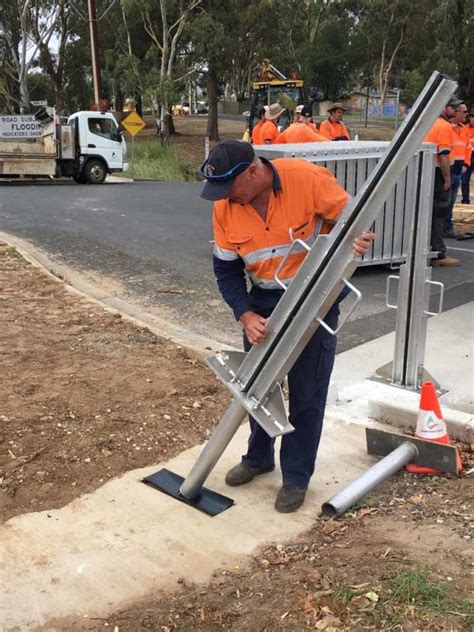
top-left (87, 0), bottom-right (102, 106)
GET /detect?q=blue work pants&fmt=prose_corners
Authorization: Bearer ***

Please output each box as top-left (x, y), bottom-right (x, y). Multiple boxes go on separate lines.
top-left (461, 159), bottom-right (473, 204)
top-left (446, 162), bottom-right (463, 231)
top-left (241, 301), bottom-right (339, 489)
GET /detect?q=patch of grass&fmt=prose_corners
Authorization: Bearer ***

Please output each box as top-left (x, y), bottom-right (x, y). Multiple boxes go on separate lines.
top-left (335, 569), bottom-right (473, 629)
top-left (388, 569), bottom-right (474, 622)
top-left (334, 584), bottom-right (357, 602)
top-left (121, 139), bottom-right (199, 181)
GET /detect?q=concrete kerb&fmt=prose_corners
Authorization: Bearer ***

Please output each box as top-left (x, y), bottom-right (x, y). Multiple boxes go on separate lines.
top-left (368, 392), bottom-right (473, 444)
top-left (329, 302), bottom-right (474, 444)
top-left (0, 230), bottom-right (235, 357)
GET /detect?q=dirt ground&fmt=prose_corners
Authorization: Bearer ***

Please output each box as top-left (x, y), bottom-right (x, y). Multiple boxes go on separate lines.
top-left (0, 243), bottom-right (230, 523)
top-left (1, 244), bottom-right (472, 631)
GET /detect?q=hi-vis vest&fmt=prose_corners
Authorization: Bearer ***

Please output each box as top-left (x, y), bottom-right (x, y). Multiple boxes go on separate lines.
top-left (212, 158), bottom-right (349, 290)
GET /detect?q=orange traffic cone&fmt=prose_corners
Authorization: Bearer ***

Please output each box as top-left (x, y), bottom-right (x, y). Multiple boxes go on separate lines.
top-left (405, 382), bottom-right (462, 475)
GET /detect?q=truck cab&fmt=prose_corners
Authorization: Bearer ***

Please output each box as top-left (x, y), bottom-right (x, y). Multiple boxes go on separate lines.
top-left (66, 111), bottom-right (128, 183)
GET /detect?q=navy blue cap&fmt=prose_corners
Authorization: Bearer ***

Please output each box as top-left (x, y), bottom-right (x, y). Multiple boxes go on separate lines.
top-left (200, 140), bottom-right (255, 201)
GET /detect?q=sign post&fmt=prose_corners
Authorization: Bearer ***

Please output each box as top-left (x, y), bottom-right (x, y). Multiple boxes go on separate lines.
top-left (121, 111), bottom-right (145, 179)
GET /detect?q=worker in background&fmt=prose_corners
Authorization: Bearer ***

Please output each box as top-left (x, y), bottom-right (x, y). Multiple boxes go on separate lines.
top-left (200, 140), bottom-right (374, 513)
top-left (320, 103), bottom-right (351, 141)
top-left (251, 107), bottom-right (268, 145)
top-left (294, 103), bottom-right (318, 130)
top-left (424, 98), bottom-right (461, 266)
top-left (275, 105), bottom-right (327, 143)
top-left (461, 106), bottom-right (474, 204)
top-left (445, 102), bottom-right (470, 237)
top-left (260, 103), bottom-right (286, 144)
top-left (294, 104), bottom-right (304, 122)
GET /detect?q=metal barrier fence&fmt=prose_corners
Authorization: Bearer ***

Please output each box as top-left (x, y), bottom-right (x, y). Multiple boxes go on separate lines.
top-left (257, 140), bottom-right (443, 391)
top-left (256, 141), bottom-right (435, 267)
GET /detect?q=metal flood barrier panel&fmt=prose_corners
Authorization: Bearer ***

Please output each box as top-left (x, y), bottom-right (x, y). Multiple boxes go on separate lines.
top-left (256, 141), bottom-right (435, 267)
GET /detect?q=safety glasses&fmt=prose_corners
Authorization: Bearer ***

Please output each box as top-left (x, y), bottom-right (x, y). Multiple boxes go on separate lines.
top-left (199, 159), bottom-right (251, 182)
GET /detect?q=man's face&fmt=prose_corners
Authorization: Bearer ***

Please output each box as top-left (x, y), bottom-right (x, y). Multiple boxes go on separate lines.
top-left (455, 104), bottom-right (468, 124)
top-left (331, 108), bottom-right (344, 121)
top-left (226, 164), bottom-right (262, 205)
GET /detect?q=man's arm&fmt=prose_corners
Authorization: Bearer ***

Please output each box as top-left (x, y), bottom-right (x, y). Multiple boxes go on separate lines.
top-left (213, 256), bottom-right (251, 321)
top-left (438, 154), bottom-right (451, 190)
top-left (213, 257), bottom-right (267, 344)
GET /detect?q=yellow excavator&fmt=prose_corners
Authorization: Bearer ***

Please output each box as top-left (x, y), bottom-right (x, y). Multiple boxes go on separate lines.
top-left (245, 60), bottom-right (306, 140)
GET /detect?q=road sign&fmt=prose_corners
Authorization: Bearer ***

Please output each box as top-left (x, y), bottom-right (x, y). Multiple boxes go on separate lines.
top-left (122, 111), bottom-right (145, 136)
top-left (0, 115), bottom-right (42, 139)
top-left (31, 100), bottom-right (47, 106)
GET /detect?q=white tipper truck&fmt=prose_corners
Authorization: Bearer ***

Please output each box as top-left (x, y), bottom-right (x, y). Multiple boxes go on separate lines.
top-left (0, 110), bottom-right (128, 184)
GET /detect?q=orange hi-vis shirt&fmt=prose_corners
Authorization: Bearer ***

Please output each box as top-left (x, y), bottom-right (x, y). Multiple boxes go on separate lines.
top-left (319, 119), bottom-right (350, 140)
top-left (450, 123), bottom-right (470, 163)
top-left (213, 158), bottom-right (349, 291)
top-left (275, 122), bottom-right (327, 144)
top-left (251, 120), bottom-right (264, 145)
top-left (260, 119), bottom-right (279, 144)
top-left (467, 125), bottom-right (474, 153)
top-left (450, 123), bottom-right (471, 165)
top-left (424, 116), bottom-right (453, 165)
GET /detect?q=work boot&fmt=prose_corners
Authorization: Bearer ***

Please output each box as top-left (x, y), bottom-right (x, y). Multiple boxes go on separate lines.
top-left (225, 462), bottom-right (274, 487)
top-left (274, 485), bottom-right (307, 513)
top-left (431, 257), bottom-right (460, 267)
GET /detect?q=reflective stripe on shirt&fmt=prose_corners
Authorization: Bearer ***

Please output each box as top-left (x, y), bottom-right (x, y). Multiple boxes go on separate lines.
top-left (213, 244), bottom-right (240, 261)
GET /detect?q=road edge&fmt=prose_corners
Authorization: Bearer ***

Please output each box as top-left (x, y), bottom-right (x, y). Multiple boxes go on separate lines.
top-left (0, 230), bottom-right (236, 357)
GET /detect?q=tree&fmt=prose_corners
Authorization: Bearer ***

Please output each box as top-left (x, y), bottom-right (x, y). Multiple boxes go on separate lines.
top-left (139, 0), bottom-right (201, 141)
top-left (31, 0), bottom-right (72, 112)
top-left (0, 0), bottom-right (66, 111)
top-left (190, 0), bottom-right (280, 141)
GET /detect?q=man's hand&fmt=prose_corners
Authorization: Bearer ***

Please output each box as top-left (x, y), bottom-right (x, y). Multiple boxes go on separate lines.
top-left (352, 231), bottom-right (375, 257)
top-left (443, 178), bottom-right (452, 191)
top-left (239, 311), bottom-right (267, 345)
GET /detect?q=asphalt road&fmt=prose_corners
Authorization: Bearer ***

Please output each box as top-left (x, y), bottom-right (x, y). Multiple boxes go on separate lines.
top-left (1, 179), bottom-right (473, 352)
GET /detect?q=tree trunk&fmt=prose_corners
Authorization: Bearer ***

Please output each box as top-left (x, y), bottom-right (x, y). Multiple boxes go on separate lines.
top-left (165, 108), bottom-right (176, 135)
top-left (206, 66), bottom-right (219, 141)
top-left (53, 78), bottom-right (64, 114)
top-left (19, 74), bottom-right (30, 113)
top-left (136, 94), bottom-right (143, 117)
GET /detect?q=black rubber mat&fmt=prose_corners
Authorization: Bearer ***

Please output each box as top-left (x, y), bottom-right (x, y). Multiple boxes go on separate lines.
top-left (143, 468), bottom-right (234, 516)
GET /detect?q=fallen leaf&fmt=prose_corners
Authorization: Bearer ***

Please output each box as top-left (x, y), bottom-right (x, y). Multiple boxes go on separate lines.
top-left (357, 507), bottom-right (378, 518)
top-left (364, 591), bottom-right (379, 603)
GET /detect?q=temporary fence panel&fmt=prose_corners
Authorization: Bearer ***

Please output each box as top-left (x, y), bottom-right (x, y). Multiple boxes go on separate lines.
top-left (256, 141), bottom-right (435, 267)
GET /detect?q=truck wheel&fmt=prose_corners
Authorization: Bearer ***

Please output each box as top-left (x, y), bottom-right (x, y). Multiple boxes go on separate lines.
top-left (84, 159), bottom-right (107, 184)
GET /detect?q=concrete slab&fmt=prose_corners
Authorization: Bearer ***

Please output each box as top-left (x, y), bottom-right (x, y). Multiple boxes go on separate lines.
top-left (1, 418), bottom-right (376, 631)
top-left (327, 302), bottom-right (474, 441)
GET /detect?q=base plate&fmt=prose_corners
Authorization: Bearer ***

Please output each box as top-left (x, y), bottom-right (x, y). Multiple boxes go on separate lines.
top-left (143, 468), bottom-right (234, 516)
top-left (366, 428), bottom-right (458, 474)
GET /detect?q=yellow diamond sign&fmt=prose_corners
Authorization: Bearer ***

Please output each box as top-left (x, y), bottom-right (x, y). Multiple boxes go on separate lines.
top-left (122, 111), bottom-right (145, 137)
